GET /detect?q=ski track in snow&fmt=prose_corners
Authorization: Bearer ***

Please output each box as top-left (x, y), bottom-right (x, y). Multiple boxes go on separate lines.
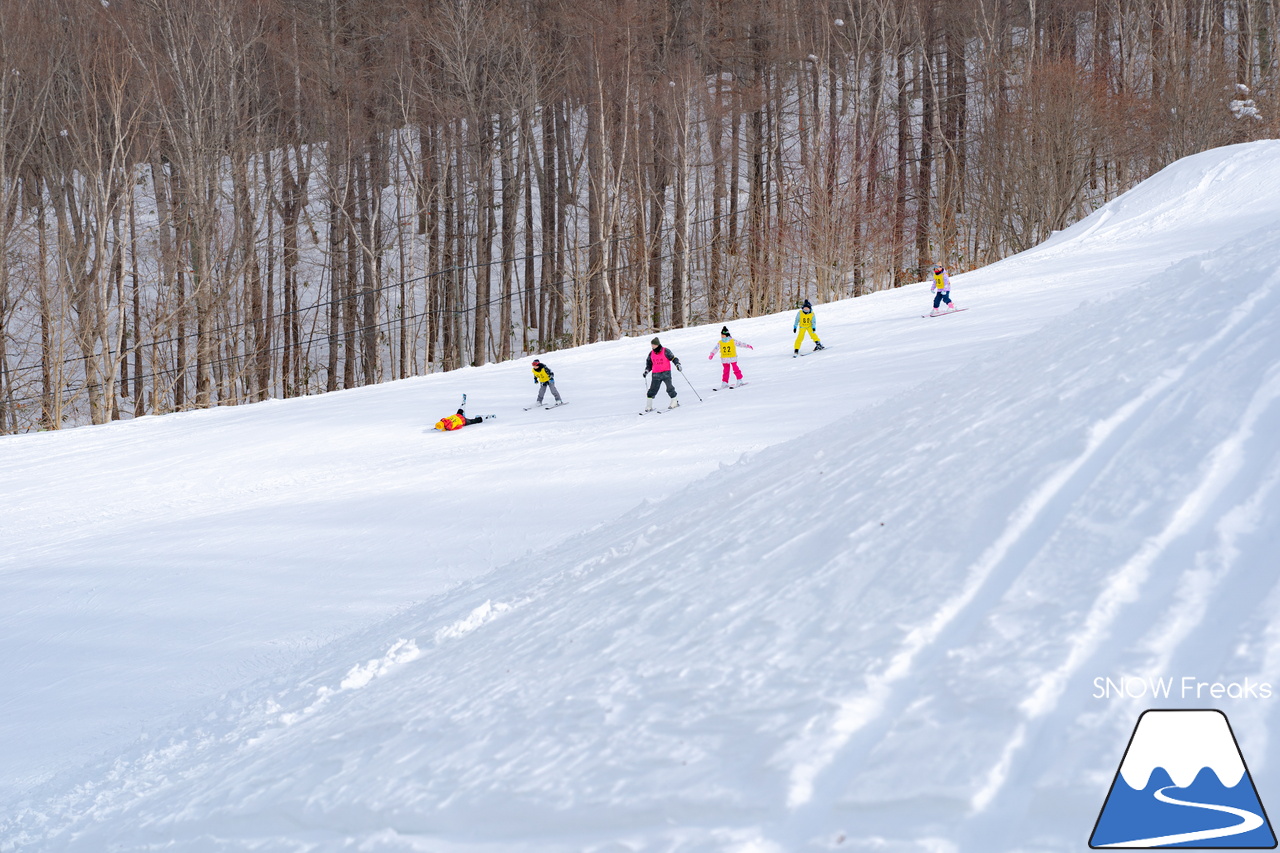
top-left (769, 238), bottom-right (1280, 848)
top-left (8, 142), bottom-right (1280, 852)
top-left (974, 332), bottom-right (1280, 851)
top-left (974, 271), bottom-right (1280, 803)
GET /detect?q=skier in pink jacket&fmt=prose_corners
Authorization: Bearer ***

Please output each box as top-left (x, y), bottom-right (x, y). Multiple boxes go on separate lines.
top-left (643, 337), bottom-right (683, 411)
top-left (708, 326), bottom-right (753, 388)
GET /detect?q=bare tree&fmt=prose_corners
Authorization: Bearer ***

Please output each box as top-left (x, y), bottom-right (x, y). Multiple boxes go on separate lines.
top-left (42, 2), bottom-right (147, 425)
top-left (0, 0), bottom-right (52, 432)
top-left (2, 0), bottom-right (1277, 432)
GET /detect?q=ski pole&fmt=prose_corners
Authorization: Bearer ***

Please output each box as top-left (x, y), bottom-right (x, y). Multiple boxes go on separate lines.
top-left (679, 368), bottom-right (703, 401)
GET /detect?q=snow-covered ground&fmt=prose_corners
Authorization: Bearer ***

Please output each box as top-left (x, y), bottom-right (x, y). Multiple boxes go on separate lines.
top-left (5, 141), bottom-right (1280, 851)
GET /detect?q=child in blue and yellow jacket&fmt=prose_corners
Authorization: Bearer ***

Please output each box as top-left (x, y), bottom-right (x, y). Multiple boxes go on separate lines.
top-left (793, 300), bottom-right (825, 356)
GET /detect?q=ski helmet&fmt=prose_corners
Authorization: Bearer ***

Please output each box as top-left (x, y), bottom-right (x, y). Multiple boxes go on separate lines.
top-left (531, 359), bottom-right (541, 367)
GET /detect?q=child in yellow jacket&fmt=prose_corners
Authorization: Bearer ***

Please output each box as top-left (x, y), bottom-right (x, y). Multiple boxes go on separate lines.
top-left (530, 358), bottom-right (564, 406)
top-left (929, 264), bottom-right (959, 315)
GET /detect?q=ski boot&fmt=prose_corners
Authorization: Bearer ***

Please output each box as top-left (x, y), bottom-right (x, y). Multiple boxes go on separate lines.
top-left (813, 342), bottom-right (825, 351)
top-left (668, 398), bottom-right (680, 409)
top-left (644, 398), bottom-right (654, 412)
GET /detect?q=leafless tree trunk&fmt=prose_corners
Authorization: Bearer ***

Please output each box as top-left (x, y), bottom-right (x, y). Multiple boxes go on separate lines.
top-left (498, 111), bottom-right (518, 361)
top-left (916, 3), bottom-right (938, 277)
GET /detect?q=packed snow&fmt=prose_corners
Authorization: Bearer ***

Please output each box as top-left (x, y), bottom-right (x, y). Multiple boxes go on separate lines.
top-left (5, 141), bottom-right (1280, 851)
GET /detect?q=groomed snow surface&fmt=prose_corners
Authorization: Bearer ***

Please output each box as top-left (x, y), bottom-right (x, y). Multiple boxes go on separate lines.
top-left (5, 141), bottom-right (1280, 852)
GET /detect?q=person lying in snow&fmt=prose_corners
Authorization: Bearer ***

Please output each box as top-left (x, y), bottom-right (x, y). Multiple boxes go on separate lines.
top-left (434, 407), bottom-right (485, 431)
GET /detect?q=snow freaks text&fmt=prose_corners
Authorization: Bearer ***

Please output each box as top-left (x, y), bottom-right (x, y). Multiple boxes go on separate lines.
top-left (1093, 676), bottom-right (1274, 701)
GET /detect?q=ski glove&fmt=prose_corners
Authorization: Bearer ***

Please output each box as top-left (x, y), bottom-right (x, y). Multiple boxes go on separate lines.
top-left (676, 364), bottom-right (682, 372)
top-left (643, 370), bottom-right (650, 378)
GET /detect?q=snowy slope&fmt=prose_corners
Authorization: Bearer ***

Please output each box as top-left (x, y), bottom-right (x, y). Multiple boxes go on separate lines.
top-left (6, 141), bottom-right (1280, 852)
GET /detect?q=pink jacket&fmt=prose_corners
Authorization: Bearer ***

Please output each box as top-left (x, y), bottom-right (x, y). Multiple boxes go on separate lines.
top-left (646, 347), bottom-right (680, 373)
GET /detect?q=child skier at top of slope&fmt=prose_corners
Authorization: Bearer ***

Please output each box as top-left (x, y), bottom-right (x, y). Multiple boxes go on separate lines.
top-left (643, 338), bottom-right (682, 411)
top-left (708, 326), bottom-right (753, 388)
top-left (530, 358), bottom-right (564, 406)
top-left (929, 264), bottom-right (959, 315)
top-left (793, 299), bottom-right (825, 356)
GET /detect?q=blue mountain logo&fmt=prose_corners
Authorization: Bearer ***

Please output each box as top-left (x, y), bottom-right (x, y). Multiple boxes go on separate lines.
top-left (1091, 709), bottom-right (1276, 848)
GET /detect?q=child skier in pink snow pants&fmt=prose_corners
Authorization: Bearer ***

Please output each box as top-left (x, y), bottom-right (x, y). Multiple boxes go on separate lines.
top-left (708, 326), bottom-right (753, 388)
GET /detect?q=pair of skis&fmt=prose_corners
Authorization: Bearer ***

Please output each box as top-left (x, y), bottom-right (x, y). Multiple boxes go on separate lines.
top-left (923, 307), bottom-right (969, 318)
top-left (642, 375), bottom-right (754, 413)
top-left (454, 394), bottom-right (497, 422)
top-left (523, 401), bottom-right (569, 412)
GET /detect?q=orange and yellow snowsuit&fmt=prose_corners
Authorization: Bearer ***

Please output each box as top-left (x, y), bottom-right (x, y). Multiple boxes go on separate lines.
top-left (434, 413), bottom-right (468, 431)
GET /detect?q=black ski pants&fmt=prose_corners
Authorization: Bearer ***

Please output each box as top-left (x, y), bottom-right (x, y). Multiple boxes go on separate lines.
top-left (647, 371), bottom-right (677, 399)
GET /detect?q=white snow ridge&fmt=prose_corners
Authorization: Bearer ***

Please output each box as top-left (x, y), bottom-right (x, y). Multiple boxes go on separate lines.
top-left (6, 141), bottom-right (1280, 851)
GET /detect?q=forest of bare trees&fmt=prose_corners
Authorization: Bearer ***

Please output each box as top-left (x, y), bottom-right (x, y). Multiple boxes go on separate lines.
top-left (0, 0), bottom-right (1274, 433)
